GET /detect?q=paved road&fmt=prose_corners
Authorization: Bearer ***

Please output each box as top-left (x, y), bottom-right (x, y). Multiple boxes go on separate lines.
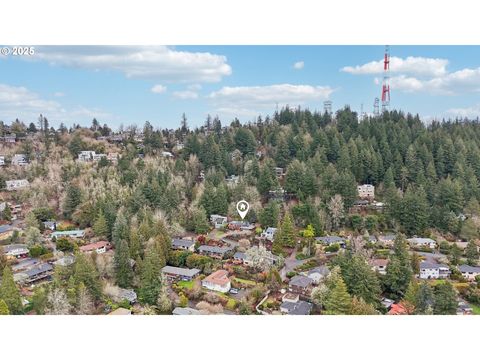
top-left (411, 250), bottom-right (448, 261)
top-left (279, 249), bottom-right (309, 281)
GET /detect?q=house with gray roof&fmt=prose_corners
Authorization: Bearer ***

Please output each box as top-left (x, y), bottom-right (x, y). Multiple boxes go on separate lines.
top-left (233, 251), bottom-right (247, 263)
top-left (198, 245), bottom-right (234, 259)
top-left (14, 263), bottom-right (53, 284)
top-left (315, 236), bottom-right (346, 247)
top-left (172, 307), bottom-right (201, 315)
top-left (161, 266), bottom-right (201, 281)
top-left (289, 275), bottom-right (314, 296)
top-left (280, 300), bottom-right (313, 315)
top-left (419, 261), bottom-right (450, 279)
top-left (304, 266), bottom-right (330, 284)
top-left (171, 238), bottom-right (195, 252)
top-left (407, 237), bottom-right (437, 249)
top-left (2, 243), bottom-right (29, 258)
top-left (458, 264), bottom-right (480, 281)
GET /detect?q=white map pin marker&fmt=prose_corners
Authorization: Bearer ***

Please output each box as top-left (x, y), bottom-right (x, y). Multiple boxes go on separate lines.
top-left (236, 200), bottom-right (250, 220)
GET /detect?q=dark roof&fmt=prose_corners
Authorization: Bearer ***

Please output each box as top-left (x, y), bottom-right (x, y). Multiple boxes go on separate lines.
top-left (307, 266), bottom-right (330, 277)
top-left (315, 236), bottom-right (345, 244)
top-left (281, 300), bottom-right (313, 315)
top-left (0, 225), bottom-right (13, 234)
top-left (172, 238), bottom-right (195, 248)
top-left (289, 275), bottom-right (314, 288)
top-left (162, 266), bottom-right (200, 277)
top-left (420, 261), bottom-right (449, 270)
top-left (458, 264), bottom-right (480, 273)
top-left (198, 245), bottom-right (232, 254)
top-left (25, 263), bottom-right (53, 277)
top-left (234, 251), bottom-right (247, 260)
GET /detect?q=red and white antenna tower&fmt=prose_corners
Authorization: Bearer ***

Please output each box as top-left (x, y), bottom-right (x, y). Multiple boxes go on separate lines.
top-left (381, 45), bottom-right (390, 112)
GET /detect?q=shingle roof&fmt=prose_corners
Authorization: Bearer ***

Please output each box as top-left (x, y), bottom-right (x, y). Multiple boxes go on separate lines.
top-left (458, 264), bottom-right (480, 273)
top-left (198, 245), bottom-right (232, 254)
top-left (289, 275), bottom-right (314, 288)
top-left (420, 261), bottom-right (449, 270)
top-left (281, 300), bottom-right (313, 315)
top-left (172, 238), bottom-right (195, 248)
top-left (315, 236), bottom-right (345, 244)
top-left (0, 225), bottom-right (13, 234)
top-left (234, 252), bottom-right (246, 260)
top-left (307, 266), bottom-right (330, 277)
top-left (172, 307), bottom-right (201, 315)
top-left (162, 266), bottom-right (200, 278)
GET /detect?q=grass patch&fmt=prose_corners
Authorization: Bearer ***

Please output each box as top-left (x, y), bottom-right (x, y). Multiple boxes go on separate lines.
top-left (471, 303), bottom-right (480, 315)
top-left (233, 277), bottom-right (256, 286)
top-left (177, 280), bottom-right (194, 289)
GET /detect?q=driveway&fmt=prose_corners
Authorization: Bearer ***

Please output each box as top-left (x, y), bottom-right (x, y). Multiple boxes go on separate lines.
top-left (280, 249), bottom-right (309, 281)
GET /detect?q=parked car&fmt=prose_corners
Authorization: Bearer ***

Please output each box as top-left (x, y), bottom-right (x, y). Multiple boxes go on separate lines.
top-left (229, 288), bottom-right (239, 294)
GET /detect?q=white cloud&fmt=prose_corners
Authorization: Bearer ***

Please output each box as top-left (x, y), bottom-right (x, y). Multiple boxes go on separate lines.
top-left (0, 83), bottom-right (112, 125)
top-left (151, 84), bottom-right (167, 94)
top-left (31, 46), bottom-right (232, 83)
top-left (208, 83), bottom-right (333, 119)
top-left (172, 90), bottom-right (198, 99)
top-left (342, 56), bottom-right (448, 77)
top-left (187, 84), bottom-right (202, 91)
top-left (447, 104), bottom-right (480, 118)
top-left (53, 92), bottom-right (65, 97)
top-left (293, 61), bottom-right (304, 70)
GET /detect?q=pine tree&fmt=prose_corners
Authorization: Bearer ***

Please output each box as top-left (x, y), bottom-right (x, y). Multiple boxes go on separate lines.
top-left (139, 251), bottom-right (162, 305)
top-left (73, 252), bottom-right (102, 300)
top-left (324, 275), bottom-right (352, 315)
top-left (112, 209), bottom-right (129, 247)
top-left (433, 282), bottom-right (457, 315)
top-left (114, 237), bottom-right (133, 288)
top-left (63, 184), bottom-right (82, 219)
top-left (384, 234), bottom-right (413, 300)
top-left (276, 213), bottom-right (295, 248)
top-left (414, 282), bottom-right (434, 314)
top-left (0, 266), bottom-right (22, 314)
top-left (93, 210), bottom-right (109, 238)
top-left (350, 296), bottom-right (378, 315)
top-left (465, 239), bottom-right (479, 266)
top-left (0, 299), bottom-right (10, 315)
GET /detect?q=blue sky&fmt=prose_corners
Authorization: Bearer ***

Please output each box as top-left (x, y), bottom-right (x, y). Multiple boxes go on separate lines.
top-left (1, 45), bottom-right (480, 129)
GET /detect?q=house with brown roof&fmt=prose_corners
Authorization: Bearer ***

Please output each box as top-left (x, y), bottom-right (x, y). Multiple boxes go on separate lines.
top-left (371, 259), bottom-right (389, 275)
top-left (79, 241), bottom-right (110, 254)
top-left (201, 269), bottom-right (231, 293)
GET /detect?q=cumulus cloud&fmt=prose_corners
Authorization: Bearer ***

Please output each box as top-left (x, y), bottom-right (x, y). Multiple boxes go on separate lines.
top-left (208, 83), bottom-right (333, 119)
top-left (30, 46), bottom-right (232, 83)
top-left (172, 90), bottom-right (199, 99)
top-left (293, 61), bottom-right (304, 70)
top-left (447, 104), bottom-right (480, 118)
top-left (151, 84), bottom-right (167, 93)
top-left (0, 83), bottom-right (111, 125)
top-left (342, 56), bottom-right (448, 77)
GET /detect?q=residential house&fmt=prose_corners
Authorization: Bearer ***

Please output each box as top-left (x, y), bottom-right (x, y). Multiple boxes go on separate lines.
top-left (172, 307), bottom-right (200, 315)
top-left (274, 167), bottom-right (284, 177)
top-left (388, 303), bottom-right (408, 315)
top-left (77, 151), bottom-right (96, 162)
top-left (225, 175), bottom-right (239, 185)
top-left (280, 299), bottom-right (313, 315)
top-left (0, 225), bottom-right (15, 241)
top-left (304, 266), bottom-right (330, 284)
top-left (381, 298), bottom-right (394, 310)
top-left (6, 179), bottom-right (29, 191)
top-left (408, 237), bottom-right (437, 249)
top-left (210, 214), bottom-right (228, 229)
top-left (14, 263), bottom-right (53, 284)
top-left (244, 246), bottom-right (279, 267)
top-left (201, 269), bottom-right (231, 293)
top-left (171, 238), bottom-right (195, 252)
top-left (11, 258), bottom-right (40, 273)
top-left (371, 259), bottom-right (389, 275)
top-left (288, 275), bottom-right (314, 297)
top-left (161, 151), bottom-right (174, 158)
top-left (107, 152), bottom-right (119, 162)
top-left (2, 244), bottom-right (29, 258)
top-left (0, 155), bottom-right (5, 166)
top-left (161, 266), bottom-right (200, 281)
top-left (108, 308), bottom-right (132, 315)
top-left (358, 184), bottom-right (375, 199)
top-left (53, 255), bottom-right (76, 267)
top-left (43, 221), bottom-right (57, 231)
top-left (2, 134), bottom-right (16, 143)
top-left (233, 251), bottom-right (247, 264)
top-left (458, 264), bottom-right (480, 281)
top-left (228, 221), bottom-right (255, 231)
top-left (378, 234), bottom-right (396, 247)
top-left (11, 154), bottom-right (28, 166)
top-left (198, 245), bottom-right (234, 259)
top-left (457, 301), bottom-right (473, 315)
top-left (315, 235), bottom-right (346, 247)
top-left (79, 241), bottom-right (110, 254)
top-left (115, 289), bottom-right (138, 304)
top-left (419, 262), bottom-right (451, 279)
top-left (50, 230), bottom-right (85, 239)
top-left (92, 153), bottom-right (107, 161)
top-left (260, 227), bottom-right (277, 241)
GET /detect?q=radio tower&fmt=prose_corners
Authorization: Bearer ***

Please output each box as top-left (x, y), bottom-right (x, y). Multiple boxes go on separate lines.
top-left (381, 45), bottom-right (390, 112)
top-left (323, 100), bottom-right (332, 115)
top-left (373, 97), bottom-right (380, 117)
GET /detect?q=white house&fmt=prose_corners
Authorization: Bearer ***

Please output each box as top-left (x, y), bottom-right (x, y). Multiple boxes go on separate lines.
top-left (6, 179), bottom-right (30, 191)
top-left (92, 153), bottom-right (107, 161)
top-left (79, 241), bottom-right (110, 254)
top-left (458, 264), bottom-right (480, 281)
top-left (201, 269), bottom-right (231, 293)
top-left (408, 237), bottom-right (437, 249)
top-left (210, 214), bottom-right (228, 229)
top-left (304, 266), bottom-right (330, 284)
top-left (358, 184), bottom-right (375, 199)
top-left (0, 155), bottom-right (5, 166)
top-left (261, 227), bottom-right (277, 241)
top-left (11, 154), bottom-right (28, 166)
top-left (161, 151), bottom-right (174, 158)
top-left (78, 151), bottom-right (96, 162)
top-left (419, 262), bottom-right (450, 279)
top-left (171, 238), bottom-right (195, 252)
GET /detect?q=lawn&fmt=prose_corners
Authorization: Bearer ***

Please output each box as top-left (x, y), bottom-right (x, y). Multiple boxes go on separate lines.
top-left (233, 277), bottom-right (256, 286)
top-left (177, 280), bottom-right (194, 289)
top-left (470, 303), bottom-right (480, 315)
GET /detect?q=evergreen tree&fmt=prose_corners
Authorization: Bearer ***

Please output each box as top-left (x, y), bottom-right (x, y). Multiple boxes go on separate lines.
top-left (0, 299), bottom-right (9, 315)
top-left (433, 282), bottom-right (457, 315)
top-left (63, 184), bottom-right (82, 219)
top-left (324, 275), bottom-right (352, 315)
top-left (275, 213), bottom-right (295, 248)
top-left (139, 251), bottom-right (162, 305)
top-left (0, 266), bottom-right (23, 314)
top-left (73, 252), bottom-right (102, 300)
top-left (93, 210), bottom-right (109, 238)
top-left (465, 239), bottom-right (479, 266)
top-left (258, 201), bottom-right (280, 228)
top-left (114, 237), bottom-right (133, 288)
top-left (415, 281), bottom-right (434, 314)
top-left (384, 234), bottom-right (413, 300)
